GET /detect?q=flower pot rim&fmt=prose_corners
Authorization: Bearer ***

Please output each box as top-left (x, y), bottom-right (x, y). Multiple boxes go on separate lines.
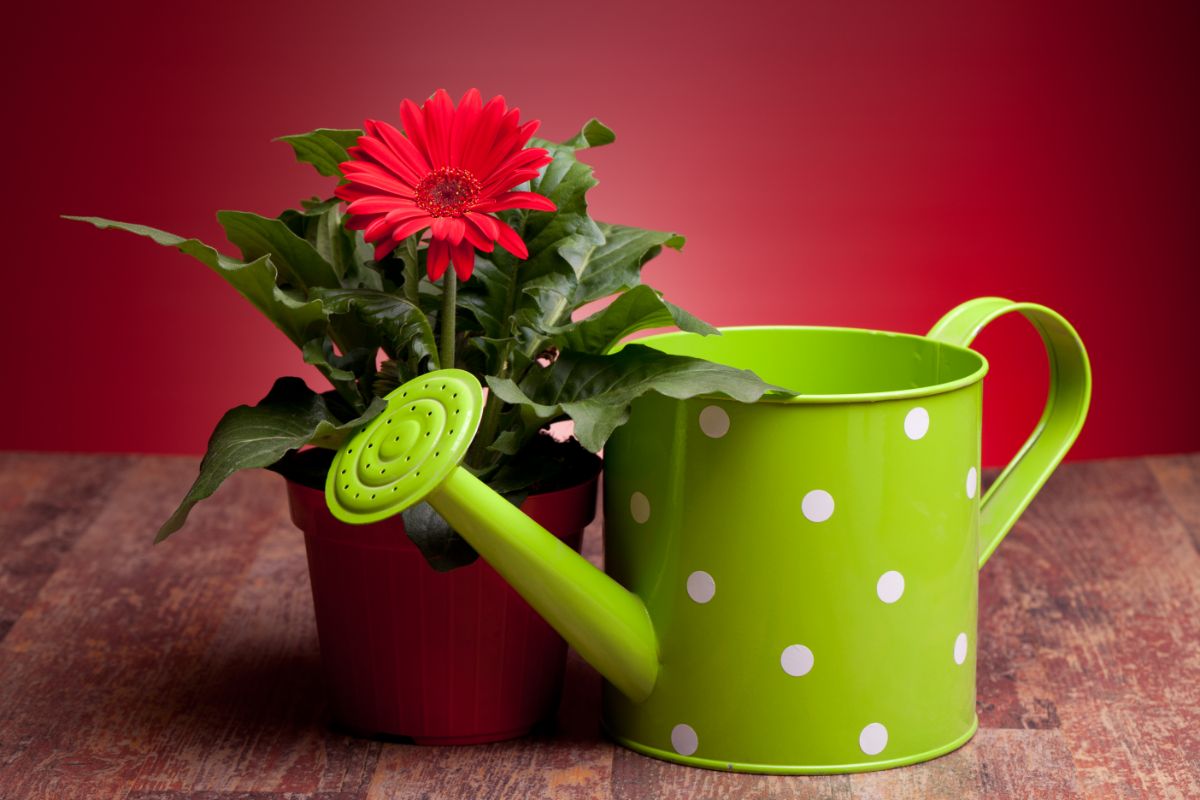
top-left (284, 446), bottom-right (602, 504)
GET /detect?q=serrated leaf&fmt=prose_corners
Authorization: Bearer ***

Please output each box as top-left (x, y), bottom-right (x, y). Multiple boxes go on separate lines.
top-left (549, 284), bottom-right (718, 354)
top-left (64, 216), bottom-right (327, 347)
top-left (157, 377), bottom-right (385, 541)
top-left (217, 210), bottom-right (341, 292)
top-left (519, 271), bottom-right (576, 326)
top-left (275, 128), bottom-right (362, 177)
top-left (516, 127), bottom-right (607, 285)
top-left (311, 288), bottom-right (439, 367)
top-left (487, 345), bottom-right (790, 451)
top-left (575, 223), bottom-right (686, 304)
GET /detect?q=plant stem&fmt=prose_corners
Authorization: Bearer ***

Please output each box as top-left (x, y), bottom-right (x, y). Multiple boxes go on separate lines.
top-left (440, 270), bottom-right (457, 369)
top-left (467, 212), bottom-right (528, 468)
top-left (402, 237), bottom-right (420, 305)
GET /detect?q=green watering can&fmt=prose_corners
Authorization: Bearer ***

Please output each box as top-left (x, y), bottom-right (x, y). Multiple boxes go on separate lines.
top-left (325, 297), bottom-right (1091, 773)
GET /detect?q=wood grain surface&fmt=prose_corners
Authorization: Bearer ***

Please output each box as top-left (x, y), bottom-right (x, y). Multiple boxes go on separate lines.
top-left (0, 452), bottom-right (1197, 799)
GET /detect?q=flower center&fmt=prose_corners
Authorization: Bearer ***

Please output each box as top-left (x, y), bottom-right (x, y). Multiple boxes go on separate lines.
top-left (415, 166), bottom-right (481, 217)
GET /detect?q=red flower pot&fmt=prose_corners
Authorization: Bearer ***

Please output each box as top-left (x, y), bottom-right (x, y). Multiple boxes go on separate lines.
top-left (285, 464), bottom-right (599, 744)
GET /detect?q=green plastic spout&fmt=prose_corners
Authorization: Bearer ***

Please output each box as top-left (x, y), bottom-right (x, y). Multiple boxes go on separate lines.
top-left (429, 468), bottom-right (660, 702)
top-left (324, 368), bottom-right (659, 703)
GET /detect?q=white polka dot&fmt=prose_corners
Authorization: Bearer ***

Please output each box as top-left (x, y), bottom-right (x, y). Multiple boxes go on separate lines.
top-left (876, 570), bottom-right (905, 604)
top-left (966, 467), bottom-right (978, 499)
top-left (954, 632), bottom-right (968, 665)
top-left (859, 722), bottom-right (888, 755)
top-left (904, 406), bottom-right (930, 440)
top-left (780, 644), bottom-right (814, 677)
top-left (802, 490), bottom-right (835, 523)
top-left (699, 405), bottom-right (730, 438)
top-left (686, 571), bottom-right (716, 604)
top-left (630, 491), bottom-right (650, 523)
top-left (671, 723), bottom-right (698, 756)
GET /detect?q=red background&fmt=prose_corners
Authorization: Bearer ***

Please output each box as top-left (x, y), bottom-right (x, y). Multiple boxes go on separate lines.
top-left (5, 1), bottom-right (1197, 467)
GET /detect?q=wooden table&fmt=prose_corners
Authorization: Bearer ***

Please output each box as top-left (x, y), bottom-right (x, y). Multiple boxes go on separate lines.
top-left (1, 453), bottom-right (1197, 799)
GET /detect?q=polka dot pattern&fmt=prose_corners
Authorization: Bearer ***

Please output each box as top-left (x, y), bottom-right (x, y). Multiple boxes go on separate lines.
top-left (614, 395), bottom-right (985, 765)
top-left (671, 723), bottom-right (698, 756)
top-left (904, 407), bottom-right (930, 440)
top-left (699, 405), bottom-right (730, 438)
top-left (780, 644), bottom-right (814, 677)
top-left (859, 722), bottom-right (888, 755)
top-left (876, 571), bottom-right (905, 604)
top-left (686, 571), bottom-right (716, 604)
top-left (630, 491), bottom-right (651, 523)
top-left (802, 490), bottom-right (835, 523)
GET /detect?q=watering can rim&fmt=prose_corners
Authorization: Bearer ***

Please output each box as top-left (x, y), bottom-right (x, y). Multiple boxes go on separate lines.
top-left (621, 324), bottom-right (990, 405)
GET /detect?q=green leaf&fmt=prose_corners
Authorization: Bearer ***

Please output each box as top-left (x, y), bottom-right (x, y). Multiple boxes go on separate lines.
top-left (519, 271), bottom-right (576, 327)
top-left (65, 216), bottom-right (327, 347)
top-left (217, 210), bottom-right (341, 292)
top-left (278, 203), bottom-right (381, 291)
top-left (274, 128), bottom-right (362, 177)
top-left (548, 284), bottom-right (718, 354)
top-left (456, 255), bottom-right (515, 338)
top-left (398, 502), bottom-right (479, 572)
top-left (300, 196), bottom-right (342, 215)
top-left (487, 345), bottom-right (789, 451)
top-left (311, 288), bottom-right (439, 367)
top-left (302, 337), bottom-right (369, 382)
top-left (157, 377), bottom-right (385, 541)
top-left (559, 118), bottom-right (616, 150)
top-left (575, 222), bottom-right (686, 304)
top-left (517, 127), bottom-right (607, 285)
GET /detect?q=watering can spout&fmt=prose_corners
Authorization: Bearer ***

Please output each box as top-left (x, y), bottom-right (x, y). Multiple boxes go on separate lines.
top-left (324, 369), bottom-right (659, 702)
top-left (430, 468), bottom-right (660, 701)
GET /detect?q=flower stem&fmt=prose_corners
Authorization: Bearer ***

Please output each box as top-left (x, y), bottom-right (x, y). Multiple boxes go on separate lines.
top-left (467, 212), bottom-right (528, 469)
top-left (440, 270), bottom-right (457, 369)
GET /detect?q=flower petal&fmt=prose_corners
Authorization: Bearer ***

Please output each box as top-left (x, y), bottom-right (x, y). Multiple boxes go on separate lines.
top-left (367, 119), bottom-right (432, 179)
top-left (449, 88), bottom-right (482, 168)
top-left (478, 148), bottom-right (553, 196)
top-left (426, 238), bottom-right (450, 281)
top-left (431, 216), bottom-right (466, 246)
top-left (347, 196), bottom-right (421, 216)
top-left (461, 214), bottom-right (495, 251)
top-left (450, 238), bottom-right (476, 281)
top-left (475, 191), bottom-right (556, 213)
top-left (472, 107), bottom-right (526, 177)
top-left (374, 239), bottom-right (399, 261)
top-left (388, 215), bottom-right (434, 243)
top-left (343, 212), bottom-right (379, 231)
top-left (495, 222), bottom-right (529, 259)
top-left (400, 98), bottom-right (432, 165)
top-left (422, 88), bottom-right (455, 168)
top-left (354, 128), bottom-right (423, 187)
top-left (460, 94), bottom-right (508, 176)
top-left (339, 163), bottom-right (418, 199)
top-left (465, 211), bottom-right (502, 240)
top-left (363, 206), bottom-right (427, 241)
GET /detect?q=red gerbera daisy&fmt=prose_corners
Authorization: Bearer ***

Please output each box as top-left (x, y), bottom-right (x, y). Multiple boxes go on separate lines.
top-left (335, 88), bottom-right (556, 281)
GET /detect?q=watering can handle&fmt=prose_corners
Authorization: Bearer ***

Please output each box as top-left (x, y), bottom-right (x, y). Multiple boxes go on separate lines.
top-left (927, 298), bottom-right (1092, 569)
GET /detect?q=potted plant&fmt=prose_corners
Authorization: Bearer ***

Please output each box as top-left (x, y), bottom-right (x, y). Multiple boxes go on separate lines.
top-left (66, 88), bottom-right (777, 743)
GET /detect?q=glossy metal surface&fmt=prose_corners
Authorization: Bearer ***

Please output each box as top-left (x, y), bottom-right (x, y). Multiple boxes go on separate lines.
top-left (600, 298), bottom-right (1090, 771)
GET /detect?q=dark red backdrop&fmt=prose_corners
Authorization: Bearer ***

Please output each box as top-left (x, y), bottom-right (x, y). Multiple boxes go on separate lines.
top-left (6, 1), bottom-right (1197, 466)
